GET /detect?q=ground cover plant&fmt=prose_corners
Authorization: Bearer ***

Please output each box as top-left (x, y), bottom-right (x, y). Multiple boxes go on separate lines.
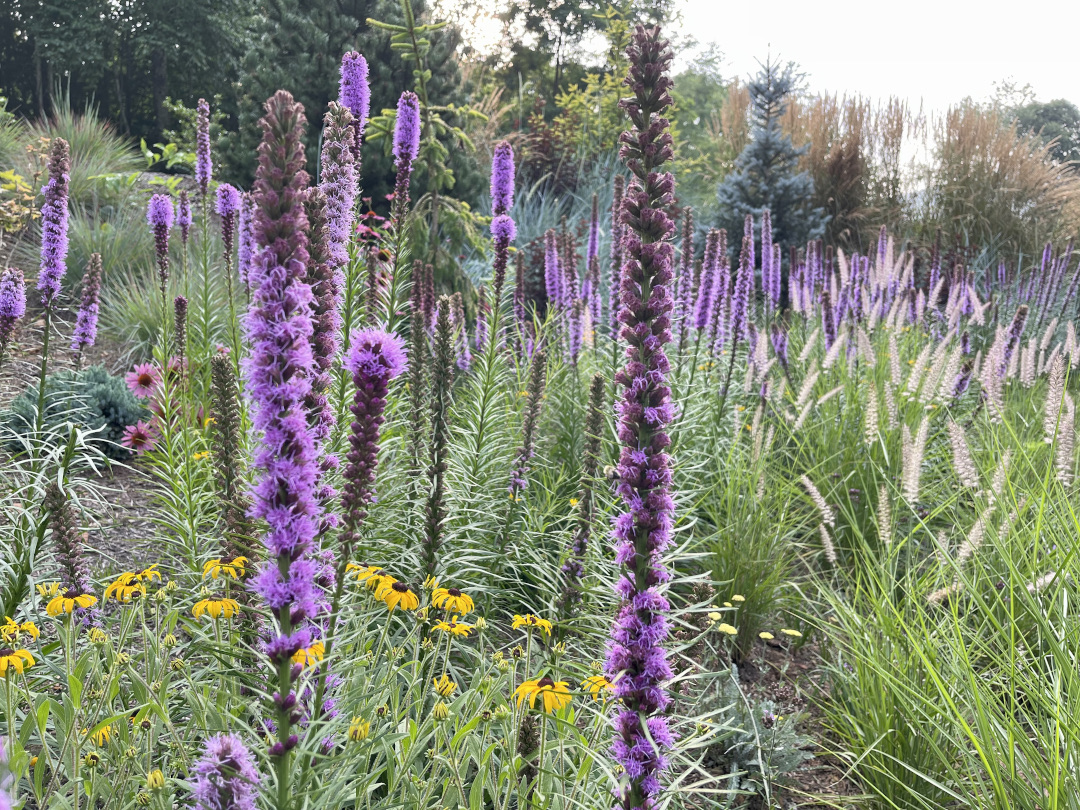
top-left (1, 10), bottom-right (1080, 810)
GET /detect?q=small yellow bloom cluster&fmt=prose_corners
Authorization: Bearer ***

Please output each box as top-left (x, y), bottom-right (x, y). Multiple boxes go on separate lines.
top-left (202, 557), bottom-right (248, 580)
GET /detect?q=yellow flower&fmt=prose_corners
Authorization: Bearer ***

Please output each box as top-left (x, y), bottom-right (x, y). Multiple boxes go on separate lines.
top-left (375, 578), bottom-right (419, 612)
top-left (758, 632), bottom-right (774, 641)
top-left (202, 557), bottom-right (247, 580)
top-left (46, 592), bottom-right (97, 616)
top-left (29, 756), bottom-right (38, 768)
top-left (348, 717), bottom-right (370, 742)
top-left (423, 575), bottom-right (439, 591)
top-left (433, 674), bottom-right (457, 697)
top-left (1, 617), bottom-right (39, 643)
top-left (715, 623), bottom-right (738, 636)
top-left (36, 582), bottom-right (62, 598)
top-left (433, 616), bottom-right (473, 637)
top-left (193, 451), bottom-right (210, 461)
top-left (582, 674), bottom-right (614, 701)
top-left (292, 641), bottom-right (325, 668)
top-left (203, 416), bottom-right (216, 427)
top-left (514, 677), bottom-right (572, 714)
top-left (345, 563), bottom-right (383, 588)
top-left (137, 564), bottom-right (162, 583)
top-left (146, 770), bottom-right (165, 790)
top-left (432, 702), bottom-right (450, 721)
top-left (707, 611), bottom-right (723, 623)
top-left (87, 725), bottom-right (112, 746)
top-left (105, 572), bottom-right (147, 603)
top-left (0, 647), bottom-right (35, 676)
top-left (722, 601), bottom-right (732, 608)
top-left (569, 498), bottom-right (578, 507)
top-left (731, 594), bottom-right (745, 603)
top-left (431, 587), bottom-right (474, 614)
top-left (88, 627), bottom-right (108, 644)
top-left (780, 628), bottom-right (803, 638)
top-left (511, 614), bottom-right (552, 636)
top-left (192, 598), bottom-right (240, 620)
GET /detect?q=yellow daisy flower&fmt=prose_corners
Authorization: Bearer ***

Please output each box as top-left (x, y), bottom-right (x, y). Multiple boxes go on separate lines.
top-left (36, 582), bottom-right (62, 598)
top-left (137, 564), bottom-right (162, 582)
top-left (433, 674), bottom-right (457, 697)
top-left (376, 578), bottom-right (420, 612)
top-left (86, 725), bottom-right (112, 746)
top-left (348, 717), bottom-right (370, 742)
top-left (582, 674), bottom-right (614, 700)
top-left (1, 617), bottom-right (39, 643)
top-left (433, 616), bottom-right (473, 637)
top-left (46, 592), bottom-right (98, 616)
top-left (104, 572), bottom-right (147, 603)
top-left (514, 677), bottom-right (572, 714)
top-left (146, 770), bottom-right (165, 790)
top-left (292, 641), bottom-right (325, 668)
top-left (0, 647), bottom-right (35, 676)
top-left (511, 614), bottom-right (552, 636)
top-left (431, 587), bottom-right (474, 614)
top-left (345, 563), bottom-right (383, 587)
top-left (192, 598), bottom-right (240, 620)
top-left (202, 557), bottom-right (247, 580)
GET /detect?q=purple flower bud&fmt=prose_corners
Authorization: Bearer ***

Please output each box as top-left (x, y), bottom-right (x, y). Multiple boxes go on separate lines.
top-left (195, 98), bottom-right (212, 196)
top-left (393, 91), bottom-right (421, 168)
top-left (490, 140), bottom-right (515, 216)
top-left (338, 51), bottom-right (370, 142)
top-left (192, 733), bottom-right (260, 810)
top-left (147, 194), bottom-right (174, 292)
top-left (491, 215), bottom-right (516, 243)
top-left (38, 138), bottom-right (71, 308)
top-left (70, 253), bottom-right (103, 355)
top-left (178, 190), bottom-right (192, 244)
top-left (215, 183), bottom-right (241, 219)
top-left (237, 193), bottom-right (255, 288)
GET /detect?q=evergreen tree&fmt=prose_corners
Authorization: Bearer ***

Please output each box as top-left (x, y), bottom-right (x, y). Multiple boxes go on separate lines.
top-left (716, 59), bottom-right (827, 264)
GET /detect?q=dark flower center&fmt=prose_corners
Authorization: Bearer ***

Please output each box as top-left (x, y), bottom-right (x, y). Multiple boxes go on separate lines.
top-left (392, 581), bottom-right (410, 593)
top-left (447, 588), bottom-right (461, 597)
top-left (0, 648), bottom-right (13, 657)
top-left (537, 677), bottom-right (554, 688)
top-left (137, 373), bottom-right (154, 387)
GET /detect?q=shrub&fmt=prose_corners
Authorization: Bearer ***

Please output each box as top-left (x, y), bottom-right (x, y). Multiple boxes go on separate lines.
top-left (2, 364), bottom-right (147, 458)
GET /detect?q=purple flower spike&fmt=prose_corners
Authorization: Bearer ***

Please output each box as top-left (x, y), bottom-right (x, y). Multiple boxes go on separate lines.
top-left (217, 183), bottom-right (242, 261)
top-left (544, 229), bottom-right (563, 312)
top-left (196, 98), bottom-right (212, 196)
top-left (237, 193), bottom-right (255, 288)
top-left (178, 190), bottom-right (192, 244)
top-left (71, 253), bottom-right (103, 356)
top-left (607, 25), bottom-right (677, 810)
top-left (490, 140), bottom-right (515, 216)
top-left (147, 194), bottom-right (174, 294)
top-left (339, 51), bottom-right (370, 155)
top-left (192, 733), bottom-right (261, 810)
top-left (38, 138), bottom-right (71, 309)
top-left (0, 267), bottom-right (27, 365)
top-left (393, 91), bottom-right (421, 167)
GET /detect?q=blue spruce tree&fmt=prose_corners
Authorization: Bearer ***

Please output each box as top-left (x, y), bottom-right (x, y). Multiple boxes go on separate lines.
top-left (716, 59), bottom-right (827, 271)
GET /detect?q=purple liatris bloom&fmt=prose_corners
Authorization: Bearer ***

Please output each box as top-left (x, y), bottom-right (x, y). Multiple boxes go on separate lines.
top-left (38, 138), bottom-right (71, 309)
top-left (196, 98), bottom-right (212, 196)
top-left (339, 328), bottom-right (406, 553)
top-left (490, 140), bottom-right (515, 216)
top-left (70, 253), bottom-right (103, 355)
top-left (544, 229), bottom-right (562, 312)
top-left (237, 193), bottom-right (255, 288)
top-left (585, 193), bottom-right (602, 330)
top-left (609, 175), bottom-right (625, 335)
top-left (0, 266), bottom-right (26, 366)
top-left (147, 194), bottom-right (174, 293)
top-left (339, 51), bottom-right (370, 157)
top-left (607, 25), bottom-right (677, 810)
top-left (216, 183), bottom-right (241, 268)
top-left (192, 733), bottom-right (261, 810)
top-left (729, 235), bottom-right (754, 343)
top-left (692, 229), bottom-right (720, 332)
top-left (319, 102), bottom-right (357, 271)
top-left (770, 323), bottom-right (788, 370)
top-left (391, 91), bottom-right (421, 217)
top-left (178, 190), bottom-right (192, 244)
top-left (245, 91), bottom-right (322, 664)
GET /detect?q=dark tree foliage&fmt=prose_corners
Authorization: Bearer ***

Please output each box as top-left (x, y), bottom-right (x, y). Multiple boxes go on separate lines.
top-left (716, 59), bottom-right (828, 260)
top-left (1012, 99), bottom-right (1080, 165)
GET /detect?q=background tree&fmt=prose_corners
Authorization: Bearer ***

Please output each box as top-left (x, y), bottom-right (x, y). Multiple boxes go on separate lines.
top-left (716, 58), bottom-right (827, 268)
top-left (1011, 99), bottom-right (1080, 165)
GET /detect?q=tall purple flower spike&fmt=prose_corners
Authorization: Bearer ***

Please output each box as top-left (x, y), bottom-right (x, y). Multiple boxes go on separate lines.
top-left (489, 140), bottom-right (516, 332)
top-left (196, 98), bottom-right (212, 197)
top-left (544, 229), bottom-right (563, 312)
top-left (608, 175), bottom-right (626, 335)
top-left (244, 89), bottom-right (322, 678)
top-left (71, 253), bottom-right (103, 354)
top-left (0, 267), bottom-right (26, 366)
top-left (585, 192), bottom-right (602, 330)
top-left (392, 91), bottom-right (421, 216)
top-left (38, 138), bottom-right (71, 309)
top-left (178, 190), bottom-right (192, 244)
top-left (147, 194), bottom-right (174, 294)
top-left (339, 51), bottom-right (370, 159)
top-left (192, 733), bottom-right (261, 810)
top-left (606, 25), bottom-right (678, 810)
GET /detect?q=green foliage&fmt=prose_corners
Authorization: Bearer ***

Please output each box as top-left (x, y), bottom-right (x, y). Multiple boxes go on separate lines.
top-left (1011, 98), bottom-right (1080, 165)
top-left (2, 365), bottom-right (148, 459)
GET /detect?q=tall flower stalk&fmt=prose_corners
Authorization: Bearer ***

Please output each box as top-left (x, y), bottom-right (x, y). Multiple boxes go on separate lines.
top-left (210, 352), bottom-right (251, 561)
top-left (244, 90), bottom-right (320, 810)
top-left (423, 299), bottom-right (455, 578)
top-left (147, 193), bottom-right (174, 322)
top-left (70, 253), bottom-right (102, 369)
top-left (606, 26), bottom-right (678, 810)
top-left (489, 140), bottom-right (516, 343)
top-left (35, 138), bottom-right (70, 433)
top-left (498, 348), bottom-right (547, 562)
top-left (0, 267), bottom-right (26, 372)
top-left (217, 183), bottom-right (243, 362)
top-left (195, 98), bottom-right (212, 198)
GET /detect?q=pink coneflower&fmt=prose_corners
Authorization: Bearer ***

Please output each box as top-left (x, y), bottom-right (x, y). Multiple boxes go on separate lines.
top-left (125, 363), bottom-right (161, 398)
top-left (121, 421), bottom-right (158, 455)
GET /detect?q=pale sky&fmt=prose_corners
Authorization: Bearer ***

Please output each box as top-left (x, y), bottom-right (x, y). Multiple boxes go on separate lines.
top-left (678, 0), bottom-right (1080, 113)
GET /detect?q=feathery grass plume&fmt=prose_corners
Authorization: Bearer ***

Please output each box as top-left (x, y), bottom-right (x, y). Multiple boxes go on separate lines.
top-left (244, 92), bottom-right (321, 785)
top-left (1044, 352), bottom-right (1067, 443)
top-left (863, 383), bottom-right (878, 445)
top-left (801, 475), bottom-right (835, 528)
top-left (987, 449), bottom-right (1012, 507)
top-left (876, 486), bottom-right (892, 547)
top-left (946, 419), bottom-right (979, 488)
top-left (956, 506), bottom-right (993, 564)
top-left (608, 174), bottom-right (625, 336)
top-left (818, 523), bottom-right (838, 565)
top-left (0, 267), bottom-right (25, 370)
top-left (340, 329), bottom-right (406, 562)
top-left (423, 299), bottom-right (455, 578)
top-left (797, 328), bottom-right (819, 365)
top-left (508, 348), bottom-right (547, 496)
top-left (44, 482), bottom-right (96, 620)
top-left (605, 27), bottom-right (678, 810)
top-left (489, 141), bottom-right (516, 322)
top-left (556, 372), bottom-right (606, 625)
top-left (392, 91), bottom-right (421, 219)
top-left (147, 194), bottom-right (174, 303)
top-left (888, 330), bottom-right (901, 387)
top-left (927, 582), bottom-right (964, 605)
top-left (70, 253), bottom-right (102, 366)
top-left (1056, 392), bottom-right (1076, 486)
top-left (38, 137), bottom-right (71, 309)
top-left (191, 733), bottom-right (261, 810)
top-left (195, 98), bottom-right (212, 196)
top-left (883, 382), bottom-right (899, 429)
top-left (1019, 341), bottom-right (1036, 388)
top-left (904, 341), bottom-right (934, 397)
top-left (237, 193), bottom-right (255, 289)
top-left (210, 352), bottom-right (252, 562)
top-left (901, 418), bottom-right (929, 503)
top-left (339, 51), bottom-right (370, 161)
top-left (178, 190), bottom-right (192, 245)
top-left (173, 295), bottom-right (188, 369)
